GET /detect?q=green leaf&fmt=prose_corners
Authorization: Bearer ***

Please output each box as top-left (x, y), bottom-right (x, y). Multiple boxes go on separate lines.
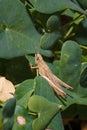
top-left (40, 31), bottom-right (61, 50)
top-left (0, 0), bottom-right (41, 58)
top-left (15, 79), bottom-right (34, 100)
top-left (26, 55), bottom-right (35, 66)
top-left (53, 60), bottom-right (60, 77)
top-left (34, 76), bottom-right (56, 101)
top-left (15, 79), bottom-right (34, 108)
top-left (46, 15), bottom-right (62, 31)
top-left (28, 95), bottom-right (60, 130)
top-left (40, 49), bottom-right (53, 57)
top-left (4, 116), bottom-right (14, 130)
top-left (56, 88), bottom-right (87, 113)
top-left (2, 97), bottom-right (16, 119)
top-left (34, 76), bottom-right (64, 130)
top-left (29, 0), bottom-right (86, 14)
top-left (59, 40), bottom-right (82, 91)
top-left (48, 114), bottom-right (64, 130)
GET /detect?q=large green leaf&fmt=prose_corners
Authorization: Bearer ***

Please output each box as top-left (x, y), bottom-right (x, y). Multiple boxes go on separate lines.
top-left (29, 0), bottom-right (86, 14)
top-left (34, 76), bottom-right (64, 130)
top-left (28, 95), bottom-right (61, 130)
top-left (0, 0), bottom-right (41, 58)
top-left (59, 40), bottom-right (82, 91)
top-left (58, 61), bottom-right (87, 117)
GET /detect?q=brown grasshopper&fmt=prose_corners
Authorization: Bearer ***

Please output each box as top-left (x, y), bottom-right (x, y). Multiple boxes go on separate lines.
top-left (31, 53), bottom-right (72, 98)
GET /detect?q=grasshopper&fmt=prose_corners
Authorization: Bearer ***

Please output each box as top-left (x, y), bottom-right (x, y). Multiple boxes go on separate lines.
top-left (31, 53), bottom-right (72, 98)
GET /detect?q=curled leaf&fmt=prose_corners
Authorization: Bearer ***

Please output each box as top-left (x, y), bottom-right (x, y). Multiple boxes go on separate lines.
top-left (0, 77), bottom-right (15, 102)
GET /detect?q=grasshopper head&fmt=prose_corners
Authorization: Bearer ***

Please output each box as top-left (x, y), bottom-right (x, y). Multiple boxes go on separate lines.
top-left (35, 53), bottom-right (43, 64)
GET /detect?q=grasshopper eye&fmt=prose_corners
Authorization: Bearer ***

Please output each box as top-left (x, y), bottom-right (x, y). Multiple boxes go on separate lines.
top-left (35, 54), bottom-right (42, 62)
top-left (36, 57), bottom-right (39, 61)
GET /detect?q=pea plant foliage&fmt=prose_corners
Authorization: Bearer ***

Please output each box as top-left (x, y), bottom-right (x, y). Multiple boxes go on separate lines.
top-left (0, 0), bottom-right (87, 130)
